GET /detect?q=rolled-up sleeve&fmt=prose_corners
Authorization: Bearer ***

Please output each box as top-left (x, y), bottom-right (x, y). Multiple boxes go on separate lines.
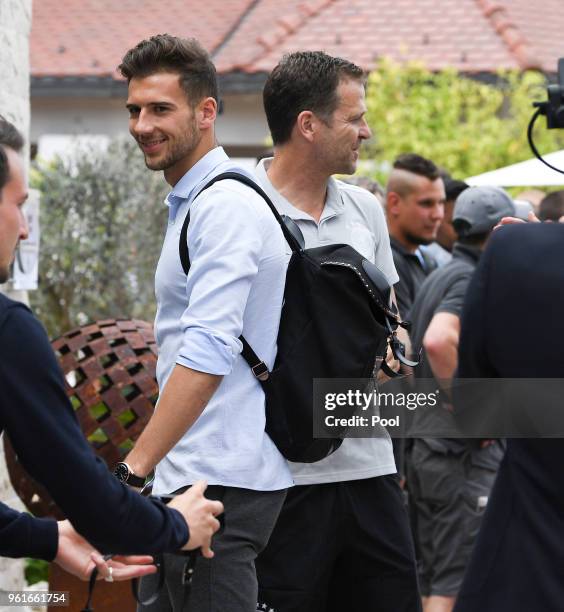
top-left (176, 184), bottom-right (264, 375)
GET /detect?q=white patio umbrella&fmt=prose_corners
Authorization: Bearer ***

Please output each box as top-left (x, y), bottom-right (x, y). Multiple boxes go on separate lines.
top-left (466, 150), bottom-right (564, 187)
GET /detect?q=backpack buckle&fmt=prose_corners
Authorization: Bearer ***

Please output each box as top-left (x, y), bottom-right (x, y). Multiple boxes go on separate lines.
top-left (251, 361), bottom-right (270, 381)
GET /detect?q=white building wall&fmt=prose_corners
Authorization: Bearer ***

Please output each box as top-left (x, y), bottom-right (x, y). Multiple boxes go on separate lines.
top-left (0, 0), bottom-right (32, 592)
top-left (30, 97), bottom-right (127, 142)
top-left (31, 92), bottom-right (270, 157)
top-left (216, 93), bottom-right (270, 148)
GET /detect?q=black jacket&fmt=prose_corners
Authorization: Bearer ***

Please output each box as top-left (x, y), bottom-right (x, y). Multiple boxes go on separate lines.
top-left (454, 224), bottom-right (564, 612)
top-left (0, 294), bottom-right (188, 560)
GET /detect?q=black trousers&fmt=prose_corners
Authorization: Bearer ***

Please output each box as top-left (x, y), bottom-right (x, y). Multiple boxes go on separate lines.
top-left (256, 475), bottom-right (421, 612)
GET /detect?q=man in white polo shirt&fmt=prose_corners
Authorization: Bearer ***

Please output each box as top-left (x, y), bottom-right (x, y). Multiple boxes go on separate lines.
top-left (255, 51), bottom-right (420, 612)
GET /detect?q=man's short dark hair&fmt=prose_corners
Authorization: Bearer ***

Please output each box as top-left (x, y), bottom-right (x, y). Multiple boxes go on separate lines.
top-left (0, 116), bottom-right (24, 195)
top-left (118, 34), bottom-right (218, 106)
top-left (392, 153), bottom-right (440, 181)
top-left (539, 190), bottom-right (564, 221)
top-left (263, 51), bottom-right (364, 146)
top-left (444, 179), bottom-right (469, 203)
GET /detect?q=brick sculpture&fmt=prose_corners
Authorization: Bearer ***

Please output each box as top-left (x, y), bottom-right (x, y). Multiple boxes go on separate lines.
top-left (4, 319), bottom-right (158, 519)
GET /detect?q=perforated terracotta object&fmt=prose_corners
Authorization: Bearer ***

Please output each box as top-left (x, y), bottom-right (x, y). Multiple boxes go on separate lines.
top-left (4, 319), bottom-right (158, 519)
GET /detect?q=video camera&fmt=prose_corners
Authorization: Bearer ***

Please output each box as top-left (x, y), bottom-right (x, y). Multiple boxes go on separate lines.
top-left (528, 57), bottom-right (564, 174)
top-left (533, 58), bottom-right (564, 129)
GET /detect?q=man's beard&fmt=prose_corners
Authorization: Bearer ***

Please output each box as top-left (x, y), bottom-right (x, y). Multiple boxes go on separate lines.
top-left (143, 121), bottom-right (201, 172)
top-left (0, 246), bottom-right (19, 284)
top-left (320, 148), bottom-right (357, 177)
top-left (0, 266), bottom-right (10, 284)
top-left (404, 230), bottom-right (435, 246)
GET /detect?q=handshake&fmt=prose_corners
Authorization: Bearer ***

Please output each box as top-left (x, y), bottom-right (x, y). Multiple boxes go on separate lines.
top-left (67, 480), bottom-right (225, 586)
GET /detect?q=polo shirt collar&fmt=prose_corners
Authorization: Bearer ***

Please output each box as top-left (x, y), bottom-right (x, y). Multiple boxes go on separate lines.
top-left (390, 236), bottom-right (429, 268)
top-left (390, 236), bottom-right (418, 259)
top-left (255, 157), bottom-right (345, 222)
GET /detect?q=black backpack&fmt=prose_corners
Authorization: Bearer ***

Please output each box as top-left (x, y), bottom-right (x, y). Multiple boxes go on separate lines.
top-left (179, 172), bottom-right (414, 463)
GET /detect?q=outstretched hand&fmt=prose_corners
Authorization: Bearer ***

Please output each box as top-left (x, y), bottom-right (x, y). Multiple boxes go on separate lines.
top-left (55, 520), bottom-right (156, 581)
top-left (90, 552), bottom-right (157, 582)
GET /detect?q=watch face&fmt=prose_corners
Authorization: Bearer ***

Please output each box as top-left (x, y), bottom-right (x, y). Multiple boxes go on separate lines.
top-left (114, 463), bottom-right (129, 482)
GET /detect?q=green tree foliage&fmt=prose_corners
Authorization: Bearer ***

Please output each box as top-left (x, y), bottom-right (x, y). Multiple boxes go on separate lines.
top-left (25, 558), bottom-right (48, 585)
top-left (363, 60), bottom-right (564, 181)
top-left (30, 139), bottom-right (168, 338)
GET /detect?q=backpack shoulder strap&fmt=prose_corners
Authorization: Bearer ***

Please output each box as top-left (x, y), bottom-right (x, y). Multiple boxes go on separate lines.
top-left (178, 171), bottom-right (276, 380)
top-left (179, 208), bottom-right (192, 276)
top-left (179, 171), bottom-right (301, 275)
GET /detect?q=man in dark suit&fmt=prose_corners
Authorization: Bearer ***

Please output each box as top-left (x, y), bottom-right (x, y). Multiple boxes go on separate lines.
top-left (454, 222), bottom-right (564, 612)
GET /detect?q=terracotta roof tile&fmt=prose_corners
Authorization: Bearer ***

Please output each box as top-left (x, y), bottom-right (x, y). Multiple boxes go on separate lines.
top-left (213, 0), bottom-right (314, 72)
top-left (491, 0), bottom-right (564, 71)
top-left (31, 0), bottom-right (564, 79)
top-left (31, 0), bottom-right (256, 78)
top-left (245, 0), bottom-right (519, 74)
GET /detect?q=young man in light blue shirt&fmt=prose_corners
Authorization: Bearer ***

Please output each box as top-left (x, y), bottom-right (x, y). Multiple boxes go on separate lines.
top-left (118, 34), bottom-right (292, 611)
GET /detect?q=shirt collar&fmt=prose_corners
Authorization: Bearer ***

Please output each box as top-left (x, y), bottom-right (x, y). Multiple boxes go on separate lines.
top-left (165, 146), bottom-right (229, 208)
top-left (390, 236), bottom-right (429, 268)
top-left (390, 236), bottom-right (416, 258)
top-left (452, 242), bottom-right (482, 265)
top-left (255, 157), bottom-right (344, 222)
top-left (323, 177), bottom-right (345, 219)
top-left (414, 248), bottom-right (426, 268)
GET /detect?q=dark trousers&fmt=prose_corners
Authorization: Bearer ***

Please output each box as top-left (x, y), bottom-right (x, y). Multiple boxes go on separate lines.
top-left (256, 475), bottom-right (421, 612)
top-left (138, 486), bottom-right (286, 612)
top-left (407, 440), bottom-right (503, 597)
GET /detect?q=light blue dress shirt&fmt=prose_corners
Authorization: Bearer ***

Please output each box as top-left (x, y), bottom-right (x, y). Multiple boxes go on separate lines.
top-left (152, 147), bottom-right (293, 494)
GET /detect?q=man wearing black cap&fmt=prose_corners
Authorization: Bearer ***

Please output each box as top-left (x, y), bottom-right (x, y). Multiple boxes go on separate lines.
top-left (406, 186), bottom-right (514, 612)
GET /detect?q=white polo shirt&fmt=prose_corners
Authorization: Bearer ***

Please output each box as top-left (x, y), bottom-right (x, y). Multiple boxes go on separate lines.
top-left (255, 158), bottom-right (399, 485)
